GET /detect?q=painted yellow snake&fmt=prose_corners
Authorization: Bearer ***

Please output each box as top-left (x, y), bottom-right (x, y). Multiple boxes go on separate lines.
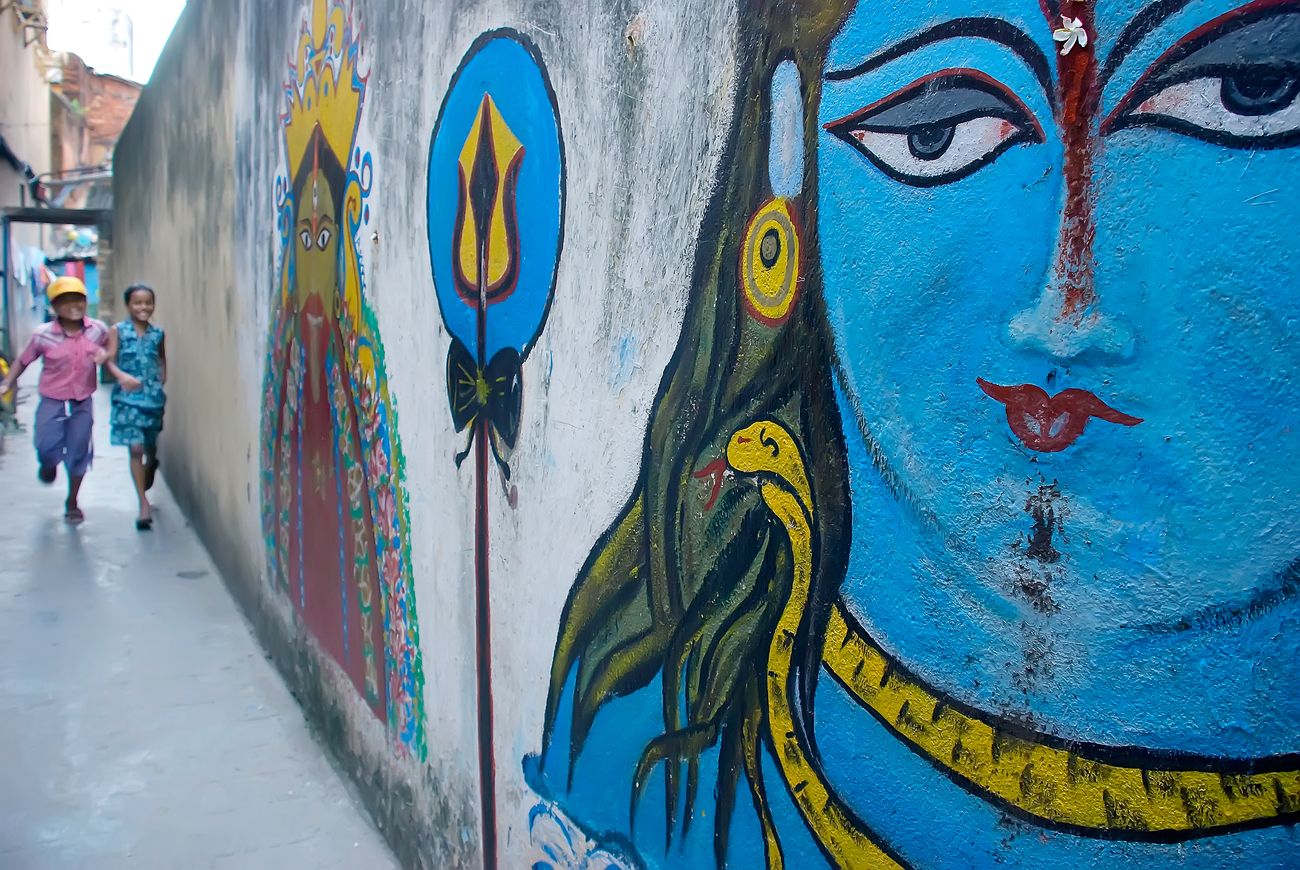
top-left (725, 420), bottom-right (1300, 868)
top-left (728, 421), bottom-right (906, 869)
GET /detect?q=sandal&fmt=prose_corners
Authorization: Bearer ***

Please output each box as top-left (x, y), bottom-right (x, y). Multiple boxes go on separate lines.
top-left (64, 507), bottom-right (85, 525)
top-left (145, 456), bottom-right (160, 492)
top-left (135, 517), bottom-right (153, 531)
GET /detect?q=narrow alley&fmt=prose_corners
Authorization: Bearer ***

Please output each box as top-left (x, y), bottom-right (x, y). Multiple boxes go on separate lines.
top-left (0, 388), bottom-right (399, 869)
top-left (4, 0), bottom-right (1297, 866)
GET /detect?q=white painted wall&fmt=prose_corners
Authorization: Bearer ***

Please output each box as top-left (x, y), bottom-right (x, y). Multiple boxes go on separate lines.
top-left (115, 0), bottom-right (738, 864)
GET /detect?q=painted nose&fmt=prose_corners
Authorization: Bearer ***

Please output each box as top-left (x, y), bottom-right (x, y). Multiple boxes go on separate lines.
top-left (1007, 173), bottom-right (1136, 364)
top-left (1008, 48), bottom-right (1138, 366)
top-left (1007, 283), bottom-right (1137, 363)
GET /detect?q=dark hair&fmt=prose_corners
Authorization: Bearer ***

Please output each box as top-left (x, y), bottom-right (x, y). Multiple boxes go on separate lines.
top-left (541, 1), bottom-right (856, 862)
top-left (292, 125), bottom-right (347, 212)
top-left (124, 284), bottom-right (155, 304)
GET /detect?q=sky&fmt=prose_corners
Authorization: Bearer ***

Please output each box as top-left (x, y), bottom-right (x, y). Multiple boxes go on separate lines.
top-left (45, 0), bottom-right (188, 84)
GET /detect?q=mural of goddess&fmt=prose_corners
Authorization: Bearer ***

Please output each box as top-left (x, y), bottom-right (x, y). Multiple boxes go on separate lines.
top-left (260, 0), bottom-right (425, 756)
top-left (532, 0), bottom-right (1300, 866)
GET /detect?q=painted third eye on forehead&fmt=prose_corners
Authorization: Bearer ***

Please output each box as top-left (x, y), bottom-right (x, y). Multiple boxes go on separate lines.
top-left (822, 0), bottom-right (1300, 187)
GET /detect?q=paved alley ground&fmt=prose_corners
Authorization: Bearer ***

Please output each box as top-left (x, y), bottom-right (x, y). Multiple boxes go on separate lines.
top-left (0, 386), bottom-right (399, 869)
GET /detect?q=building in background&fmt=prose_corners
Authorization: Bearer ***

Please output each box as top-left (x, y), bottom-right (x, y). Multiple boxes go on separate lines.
top-left (0, 0), bottom-right (142, 357)
top-left (48, 53), bottom-right (141, 212)
top-left (1, 0), bottom-right (53, 356)
top-left (38, 54), bottom-right (142, 323)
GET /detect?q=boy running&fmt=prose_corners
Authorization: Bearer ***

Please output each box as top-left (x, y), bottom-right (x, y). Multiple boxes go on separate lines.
top-left (0, 276), bottom-right (133, 523)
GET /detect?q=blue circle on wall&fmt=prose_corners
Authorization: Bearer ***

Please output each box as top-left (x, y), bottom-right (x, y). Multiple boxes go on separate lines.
top-left (427, 30), bottom-right (565, 363)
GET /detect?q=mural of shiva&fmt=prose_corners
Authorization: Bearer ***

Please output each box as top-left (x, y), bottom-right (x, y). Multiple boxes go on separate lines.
top-left (260, 0), bottom-right (425, 756)
top-left (529, 0), bottom-right (1300, 866)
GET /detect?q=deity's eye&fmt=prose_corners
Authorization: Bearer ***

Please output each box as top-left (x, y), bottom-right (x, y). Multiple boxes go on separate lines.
top-left (299, 229), bottom-right (313, 250)
top-left (824, 70), bottom-right (1043, 187)
top-left (316, 227), bottom-right (333, 249)
top-left (1103, 7), bottom-right (1300, 148)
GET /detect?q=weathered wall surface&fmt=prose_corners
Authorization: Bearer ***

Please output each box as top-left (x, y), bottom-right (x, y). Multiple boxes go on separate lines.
top-left (0, 9), bottom-right (49, 192)
top-left (115, 0), bottom-right (1300, 867)
top-left (1, 3), bottom-right (52, 353)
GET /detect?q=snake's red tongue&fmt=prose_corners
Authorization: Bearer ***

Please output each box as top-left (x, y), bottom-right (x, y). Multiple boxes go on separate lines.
top-left (694, 458), bottom-right (728, 511)
top-left (976, 378), bottom-right (1142, 453)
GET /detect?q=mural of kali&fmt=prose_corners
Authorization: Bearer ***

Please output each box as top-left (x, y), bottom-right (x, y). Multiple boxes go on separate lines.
top-left (260, 0), bottom-right (425, 756)
top-left (530, 0), bottom-right (1300, 866)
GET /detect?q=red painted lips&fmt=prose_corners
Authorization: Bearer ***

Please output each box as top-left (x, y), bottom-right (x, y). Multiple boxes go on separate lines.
top-left (977, 379), bottom-right (1142, 452)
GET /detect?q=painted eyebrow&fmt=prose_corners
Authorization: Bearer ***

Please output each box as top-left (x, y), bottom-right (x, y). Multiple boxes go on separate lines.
top-left (1098, 0), bottom-right (1194, 89)
top-left (825, 17), bottom-right (1056, 113)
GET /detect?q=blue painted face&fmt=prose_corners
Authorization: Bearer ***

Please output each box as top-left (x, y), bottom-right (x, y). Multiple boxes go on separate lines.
top-left (817, 0), bottom-right (1300, 752)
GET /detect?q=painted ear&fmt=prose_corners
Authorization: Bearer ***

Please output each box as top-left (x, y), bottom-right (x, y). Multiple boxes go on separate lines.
top-left (768, 60), bottom-right (805, 198)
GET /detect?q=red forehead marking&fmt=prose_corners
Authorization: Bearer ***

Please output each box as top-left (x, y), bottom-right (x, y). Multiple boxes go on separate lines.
top-left (310, 136), bottom-right (324, 235)
top-left (1048, 0), bottom-right (1100, 318)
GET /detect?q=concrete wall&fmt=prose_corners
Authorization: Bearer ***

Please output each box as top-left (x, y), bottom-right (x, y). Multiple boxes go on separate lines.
top-left (1, 1), bottom-right (52, 354)
top-left (113, 0), bottom-right (1300, 867)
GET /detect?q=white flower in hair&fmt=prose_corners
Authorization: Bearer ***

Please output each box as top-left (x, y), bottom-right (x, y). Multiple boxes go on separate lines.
top-left (1053, 15), bottom-right (1088, 55)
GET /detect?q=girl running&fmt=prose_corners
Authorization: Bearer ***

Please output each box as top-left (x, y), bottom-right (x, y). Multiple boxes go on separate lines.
top-left (106, 284), bottom-right (167, 530)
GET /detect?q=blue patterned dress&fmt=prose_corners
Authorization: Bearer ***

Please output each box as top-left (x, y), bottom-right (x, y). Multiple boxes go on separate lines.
top-left (110, 321), bottom-right (166, 448)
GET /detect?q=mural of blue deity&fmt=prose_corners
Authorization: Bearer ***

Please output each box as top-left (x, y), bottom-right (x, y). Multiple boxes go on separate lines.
top-left (529, 0), bottom-right (1300, 867)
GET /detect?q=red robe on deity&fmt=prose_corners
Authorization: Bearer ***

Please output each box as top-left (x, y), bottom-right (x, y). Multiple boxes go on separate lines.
top-left (268, 291), bottom-right (387, 721)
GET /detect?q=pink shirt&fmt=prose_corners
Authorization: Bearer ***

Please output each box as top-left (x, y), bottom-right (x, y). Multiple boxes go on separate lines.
top-left (17, 318), bottom-right (110, 401)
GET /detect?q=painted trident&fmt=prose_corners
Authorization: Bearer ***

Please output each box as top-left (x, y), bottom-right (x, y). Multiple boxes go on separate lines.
top-left (448, 94), bottom-right (526, 482)
top-left (427, 31), bottom-right (565, 869)
top-left (455, 92), bottom-right (525, 870)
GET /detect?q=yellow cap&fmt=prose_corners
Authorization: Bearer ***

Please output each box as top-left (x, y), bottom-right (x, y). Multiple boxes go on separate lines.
top-left (47, 276), bottom-right (88, 302)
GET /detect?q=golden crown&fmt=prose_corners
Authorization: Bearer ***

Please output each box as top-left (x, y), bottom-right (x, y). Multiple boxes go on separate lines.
top-left (282, 0), bottom-right (364, 176)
